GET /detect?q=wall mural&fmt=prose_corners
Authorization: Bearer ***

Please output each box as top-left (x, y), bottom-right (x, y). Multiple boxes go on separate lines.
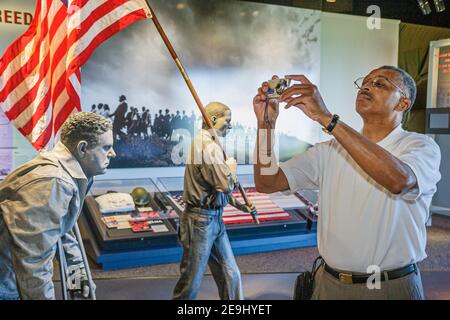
top-left (81, 0), bottom-right (321, 168)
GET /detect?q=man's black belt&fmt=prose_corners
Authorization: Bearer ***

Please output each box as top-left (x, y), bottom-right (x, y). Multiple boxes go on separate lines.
top-left (185, 205), bottom-right (223, 214)
top-left (324, 263), bottom-right (417, 285)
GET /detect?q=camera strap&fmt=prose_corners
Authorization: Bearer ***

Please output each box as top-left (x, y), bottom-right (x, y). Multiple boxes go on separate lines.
top-left (311, 256), bottom-right (325, 279)
top-left (263, 99), bottom-right (271, 128)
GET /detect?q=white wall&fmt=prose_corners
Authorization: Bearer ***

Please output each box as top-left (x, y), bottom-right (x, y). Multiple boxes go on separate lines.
top-left (319, 12), bottom-right (400, 140)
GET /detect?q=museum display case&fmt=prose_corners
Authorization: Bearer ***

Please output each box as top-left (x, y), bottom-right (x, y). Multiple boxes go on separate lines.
top-left (80, 178), bottom-right (180, 269)
top-left (157, 174), bottom-right (318, 237)
top-left (80, 175), bottom-right (318, 270)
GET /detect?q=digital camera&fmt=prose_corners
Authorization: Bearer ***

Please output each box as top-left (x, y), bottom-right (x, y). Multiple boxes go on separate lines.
top-left (267, 78), bottom-right (291, 99)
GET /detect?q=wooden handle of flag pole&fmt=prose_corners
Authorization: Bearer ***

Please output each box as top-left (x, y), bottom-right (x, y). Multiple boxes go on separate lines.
top-left (144, 1), bottom-right (259, 224)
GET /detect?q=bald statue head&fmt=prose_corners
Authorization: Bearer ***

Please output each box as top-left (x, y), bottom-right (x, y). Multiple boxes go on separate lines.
top-left (202, 102), bottom-right (232, 137)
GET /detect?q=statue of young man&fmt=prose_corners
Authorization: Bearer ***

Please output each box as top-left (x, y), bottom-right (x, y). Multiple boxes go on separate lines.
top-left (0, 112), bottom-right (116, 300)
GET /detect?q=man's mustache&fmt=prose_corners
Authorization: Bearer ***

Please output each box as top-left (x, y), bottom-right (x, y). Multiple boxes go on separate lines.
top-left (358, 90), bottom-right (373, 100)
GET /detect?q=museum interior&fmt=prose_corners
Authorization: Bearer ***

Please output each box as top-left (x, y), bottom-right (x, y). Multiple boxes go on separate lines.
top-left (0, 0), bottom-right (449, 301)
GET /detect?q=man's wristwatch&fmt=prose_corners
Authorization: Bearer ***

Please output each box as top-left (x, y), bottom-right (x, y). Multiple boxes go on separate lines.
top-left (322, 114), bottom-right (340, 134)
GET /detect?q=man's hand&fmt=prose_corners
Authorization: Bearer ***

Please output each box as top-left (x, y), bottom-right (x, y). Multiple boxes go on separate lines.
top-left (280, 75), bottom-right (332, 126)
top-left (253, 76), bottom-right (280, 128)
top-left (239, 203), bottom-right (257, 216)
top-left (225, 157), bottom-right (237, 176)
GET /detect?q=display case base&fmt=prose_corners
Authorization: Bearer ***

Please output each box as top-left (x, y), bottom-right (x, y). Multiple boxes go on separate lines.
top-left (80, 215), bottom-right (317, 270)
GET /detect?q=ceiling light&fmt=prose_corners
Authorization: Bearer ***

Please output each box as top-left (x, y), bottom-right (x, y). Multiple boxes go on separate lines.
top-left (433, 0), bottom-right (446, 12)
top-left (417, 0), bottom-right (432, 14)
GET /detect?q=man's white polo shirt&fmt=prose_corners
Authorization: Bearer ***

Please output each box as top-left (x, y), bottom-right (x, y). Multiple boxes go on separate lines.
top-left (280, 125), bottom-right (441, 272)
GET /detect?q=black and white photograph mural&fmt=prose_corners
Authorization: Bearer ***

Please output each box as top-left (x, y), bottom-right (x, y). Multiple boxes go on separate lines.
top-left (81, 0), bottom-right (321, 168)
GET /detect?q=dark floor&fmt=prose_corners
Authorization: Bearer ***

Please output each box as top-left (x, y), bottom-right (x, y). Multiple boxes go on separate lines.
top-left (56, 214), bottom-right (450, 300)
top-left (86, 214), bottom-right (450, 279)
top-left (55, 271), bottom-right (450, 300)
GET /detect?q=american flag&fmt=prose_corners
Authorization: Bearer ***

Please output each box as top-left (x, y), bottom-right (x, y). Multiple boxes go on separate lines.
top-left (169, 189), bottom-right (293, 225)
top-left (0, 0), bottom-right (151, 150)
top-left (224, 189), bottom-right (292, 225)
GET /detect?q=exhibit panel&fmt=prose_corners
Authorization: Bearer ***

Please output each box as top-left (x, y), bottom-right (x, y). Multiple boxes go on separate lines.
top-left (427, 39), bottom-right (450, 214)
top-left (81, 175), bottom-right (318, 270)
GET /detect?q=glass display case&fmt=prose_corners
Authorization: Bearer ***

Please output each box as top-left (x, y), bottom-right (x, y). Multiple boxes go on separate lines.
top-left (156, 174), bottom-right (318, 235)
top-left (80, 176), bottom-right (319, 270)
top-left (82, 178), bottom-right (178, 252)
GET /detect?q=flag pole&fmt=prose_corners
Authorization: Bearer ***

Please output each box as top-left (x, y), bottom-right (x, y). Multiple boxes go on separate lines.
top-left (143, 1), bottom-right (259, 224)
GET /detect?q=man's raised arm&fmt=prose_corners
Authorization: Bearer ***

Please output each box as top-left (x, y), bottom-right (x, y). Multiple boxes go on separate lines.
top-left (253, 78), bottom-right (289, 194)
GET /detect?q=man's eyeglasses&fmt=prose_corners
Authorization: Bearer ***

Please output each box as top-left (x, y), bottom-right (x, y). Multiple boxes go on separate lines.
top-left (354, 76), bottom-right (407, 98)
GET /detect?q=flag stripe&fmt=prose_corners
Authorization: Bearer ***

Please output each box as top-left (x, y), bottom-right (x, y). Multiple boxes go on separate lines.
top-left (5, 54), bottom-right (51, 121)
top-left (48, 5), bottom-right (69, 44)
top-left (224, 213), bottom-right (291, 219)
top-left (67, 5), bottom-right (148, 71)
top-left (31, 117), bottom-right (53, 150)
top-left (68, 0), bottom-right (109, 33)
top-left (74, 68), bottom-right (81, 83)
top-left (51, 55), bottom-right (68, 107)
top-left (19, 88), bottom-right (52, 136)
top-left (50, 30), bottom-right (70, 135)
top-left (52, 85), bottom-right (69, 126)
top-left (1, 0), bottom-right (60, 116)
top-left (54, 104), bottom-right (77, 140)
top-left (0, 38), bottom-right (45, 103)
top-left (29, 97), bottom-right (52, 142)
top-left (54, 101), bottom-right (76, 135)
top-left (223, 216), bottom-right (291, 225)
top-left (12, 75), bottom-right (50, 130)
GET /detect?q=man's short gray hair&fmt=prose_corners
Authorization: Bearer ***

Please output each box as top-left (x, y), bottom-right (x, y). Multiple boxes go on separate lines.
top-left (61, 112), bottom-right (112, 150)
top-left (379, 65), bottom-right (417, 108)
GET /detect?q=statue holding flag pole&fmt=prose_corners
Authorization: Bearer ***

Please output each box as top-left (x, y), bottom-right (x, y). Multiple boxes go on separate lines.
top-left (140, 0), bottom-right (260, 299)
top-left (0, 0), bottom-right (259, 300)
